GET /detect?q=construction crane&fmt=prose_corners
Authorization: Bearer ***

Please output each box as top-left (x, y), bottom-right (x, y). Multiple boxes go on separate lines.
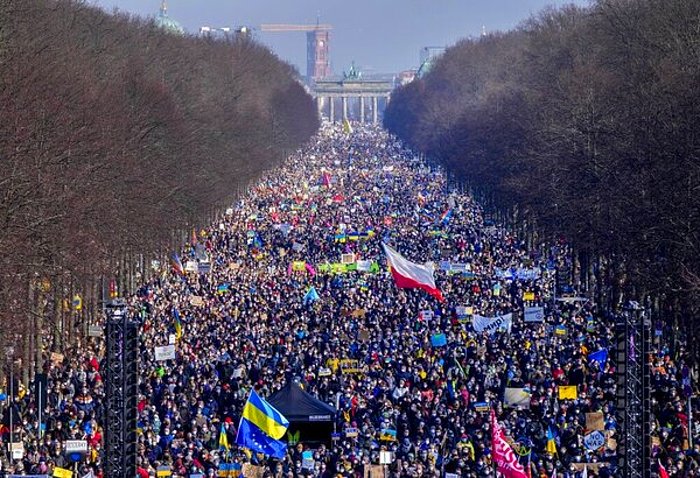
top-left (259, 23), bottom-right (333, 82)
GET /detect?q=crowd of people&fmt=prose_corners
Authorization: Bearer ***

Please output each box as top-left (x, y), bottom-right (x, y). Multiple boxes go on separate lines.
top-left (0, 124), bottom-right (697, 477)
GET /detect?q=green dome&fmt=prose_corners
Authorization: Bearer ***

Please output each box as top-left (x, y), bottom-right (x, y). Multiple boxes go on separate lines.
top-left (155, 1), bottom-right (185, 35)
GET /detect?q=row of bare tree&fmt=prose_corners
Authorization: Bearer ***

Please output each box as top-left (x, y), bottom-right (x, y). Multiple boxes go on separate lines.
top-left (0, 0), bottom-right (319, 385)
top-left (385, 0), bottom-right (700, 350)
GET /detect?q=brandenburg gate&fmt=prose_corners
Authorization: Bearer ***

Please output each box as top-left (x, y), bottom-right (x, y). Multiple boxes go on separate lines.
top-left (314, 77), bottom-right (393, 124)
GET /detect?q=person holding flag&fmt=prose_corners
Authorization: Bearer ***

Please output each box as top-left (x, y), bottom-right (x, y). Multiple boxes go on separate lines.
top-left (382, 242), bottom-right (444, 301)
top-left (236, 389), bottom-right (289, 459)
top-left (172, 307), bottom-right (183, 342)
top-left (219, 423), bottom-right (230, 453)
top-left (490, 409), bottom-right (529, 478)
top-left (170, 252), bottom-right (184, 276)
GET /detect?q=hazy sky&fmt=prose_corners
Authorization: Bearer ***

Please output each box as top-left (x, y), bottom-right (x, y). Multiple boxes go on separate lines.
top-left (90, 0), bottom-right (590, 76)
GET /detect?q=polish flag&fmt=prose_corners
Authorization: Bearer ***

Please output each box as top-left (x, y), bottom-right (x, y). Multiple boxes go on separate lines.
top-left (491, 409), bottom-right (529, 478)
top-left (382, 243), bottom-right (444, 301)
top-left (658, 460), bottom-right (669, 478)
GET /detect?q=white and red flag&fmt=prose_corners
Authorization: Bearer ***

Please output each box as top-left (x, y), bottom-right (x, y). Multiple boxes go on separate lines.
top-left (658, 460), bottom-right (670, 478)
top-left (382, 243), bottom-right (444, 301)
top-left (490, 409), bottom-right (529, 478)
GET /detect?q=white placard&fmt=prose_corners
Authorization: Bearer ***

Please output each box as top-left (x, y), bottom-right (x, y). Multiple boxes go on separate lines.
top-left (472, 313), bottom-right (513, 333)
top-left (155, 345), bottom-right (176, 361)
top-left (379, 451), bottom-right (394, 464)
top-left (88, 325), bottom-right (103, 337)
top-left (524, 306), bottom-right (545, 322)
top-left (65, 440), bottom-right (87, 453)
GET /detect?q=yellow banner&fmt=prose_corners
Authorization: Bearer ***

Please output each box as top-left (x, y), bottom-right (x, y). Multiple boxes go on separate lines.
top-left (558, 385), bottom-right (578, 400)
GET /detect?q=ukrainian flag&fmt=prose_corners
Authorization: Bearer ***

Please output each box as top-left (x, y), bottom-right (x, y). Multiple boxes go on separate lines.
top-left (241, 390), bottom-right (289, 440)
top-left (546, 425), bottom-right (558, 455)
top-left (219, 424), bottom-right (230, 452)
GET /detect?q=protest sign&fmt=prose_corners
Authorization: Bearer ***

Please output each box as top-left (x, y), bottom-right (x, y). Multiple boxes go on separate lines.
top-left (586, 412), bottom-right (605, 431)
top-left (558, 385), bottom-right (578, 400)
top-left (504, 388), bottom-right (531, 408)
top-left (583, 431), bottom-right (606, 451)
top-left (155, 345), bottom-right (176, 362)
top-left (472, 313), bottom-right (513, 333)
top-left (524, 306), bottom-right (545, 322)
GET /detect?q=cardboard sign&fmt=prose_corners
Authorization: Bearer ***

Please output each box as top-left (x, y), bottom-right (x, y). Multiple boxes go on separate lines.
top-left (190, 296), bottom-right (204, 307)
top-left (155, 345), bottom-right (176, 361)
top-left (50, 352), bottom-right (65, 365)
top-left (586, 412), bottom-right (605, 431)
top-left (341, 253), bottom-right (355, 264)
top-left (363, 465), bottom-right (386, 478)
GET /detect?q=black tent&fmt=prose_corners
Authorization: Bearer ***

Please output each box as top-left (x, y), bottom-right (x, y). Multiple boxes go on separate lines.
top-left (267, 382), bottom-right (336, 446)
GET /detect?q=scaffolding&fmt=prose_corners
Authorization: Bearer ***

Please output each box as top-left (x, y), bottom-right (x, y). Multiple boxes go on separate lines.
top-left (616, 301), bottom-right (651, 478)
top-left (103, 299), bottom-right (139, 477)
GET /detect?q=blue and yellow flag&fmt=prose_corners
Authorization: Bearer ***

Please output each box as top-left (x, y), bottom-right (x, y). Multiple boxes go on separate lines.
top-left (241, 390), bottom-right (289, 440)
top-left (236, 417), bottom-right (287, 459)
top-left (219, 424), bottom-right (230, 452)
top-left (172, 308), bottom-right (183, 341)
top-left (546, 425), bottom-right (558, 455)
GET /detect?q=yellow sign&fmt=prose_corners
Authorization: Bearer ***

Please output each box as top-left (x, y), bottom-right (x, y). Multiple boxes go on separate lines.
top-left (292, 261), bottom-right (306, 272)
top-left (523, 292), bottom-right (535, 301)
top-left (53, 467), bottom-right (73, 478)
top-left (339, 359), bottom-right (364, 374)
top-left (559, 385), bottom-right (578, 400)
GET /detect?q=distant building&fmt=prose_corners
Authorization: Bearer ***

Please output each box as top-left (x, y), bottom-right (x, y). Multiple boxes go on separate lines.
top-left (155, 1), bottom-right (185, 35)
top-left (417, 46), bottom-right (445, 78)
top-left (397, 69), bottom-right (417, 86)
top-left (307, 29), bottom-right (332, 82)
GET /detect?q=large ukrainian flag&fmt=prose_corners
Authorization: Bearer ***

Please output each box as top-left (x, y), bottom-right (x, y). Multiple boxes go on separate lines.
top-left (241, 389), bottom-right (289, 440)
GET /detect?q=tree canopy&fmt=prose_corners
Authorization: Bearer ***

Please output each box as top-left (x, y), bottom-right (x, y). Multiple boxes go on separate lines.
top-left (385, 0), bottom-right (700, 332)
top-left (0, 0), bottom-right (318, 377)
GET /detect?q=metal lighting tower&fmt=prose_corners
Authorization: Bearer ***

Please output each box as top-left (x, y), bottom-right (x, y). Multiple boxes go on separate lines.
top-left (616, 301), bottom-right (651, 478)
top-left (103, 299), bottom-right (139, 477)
